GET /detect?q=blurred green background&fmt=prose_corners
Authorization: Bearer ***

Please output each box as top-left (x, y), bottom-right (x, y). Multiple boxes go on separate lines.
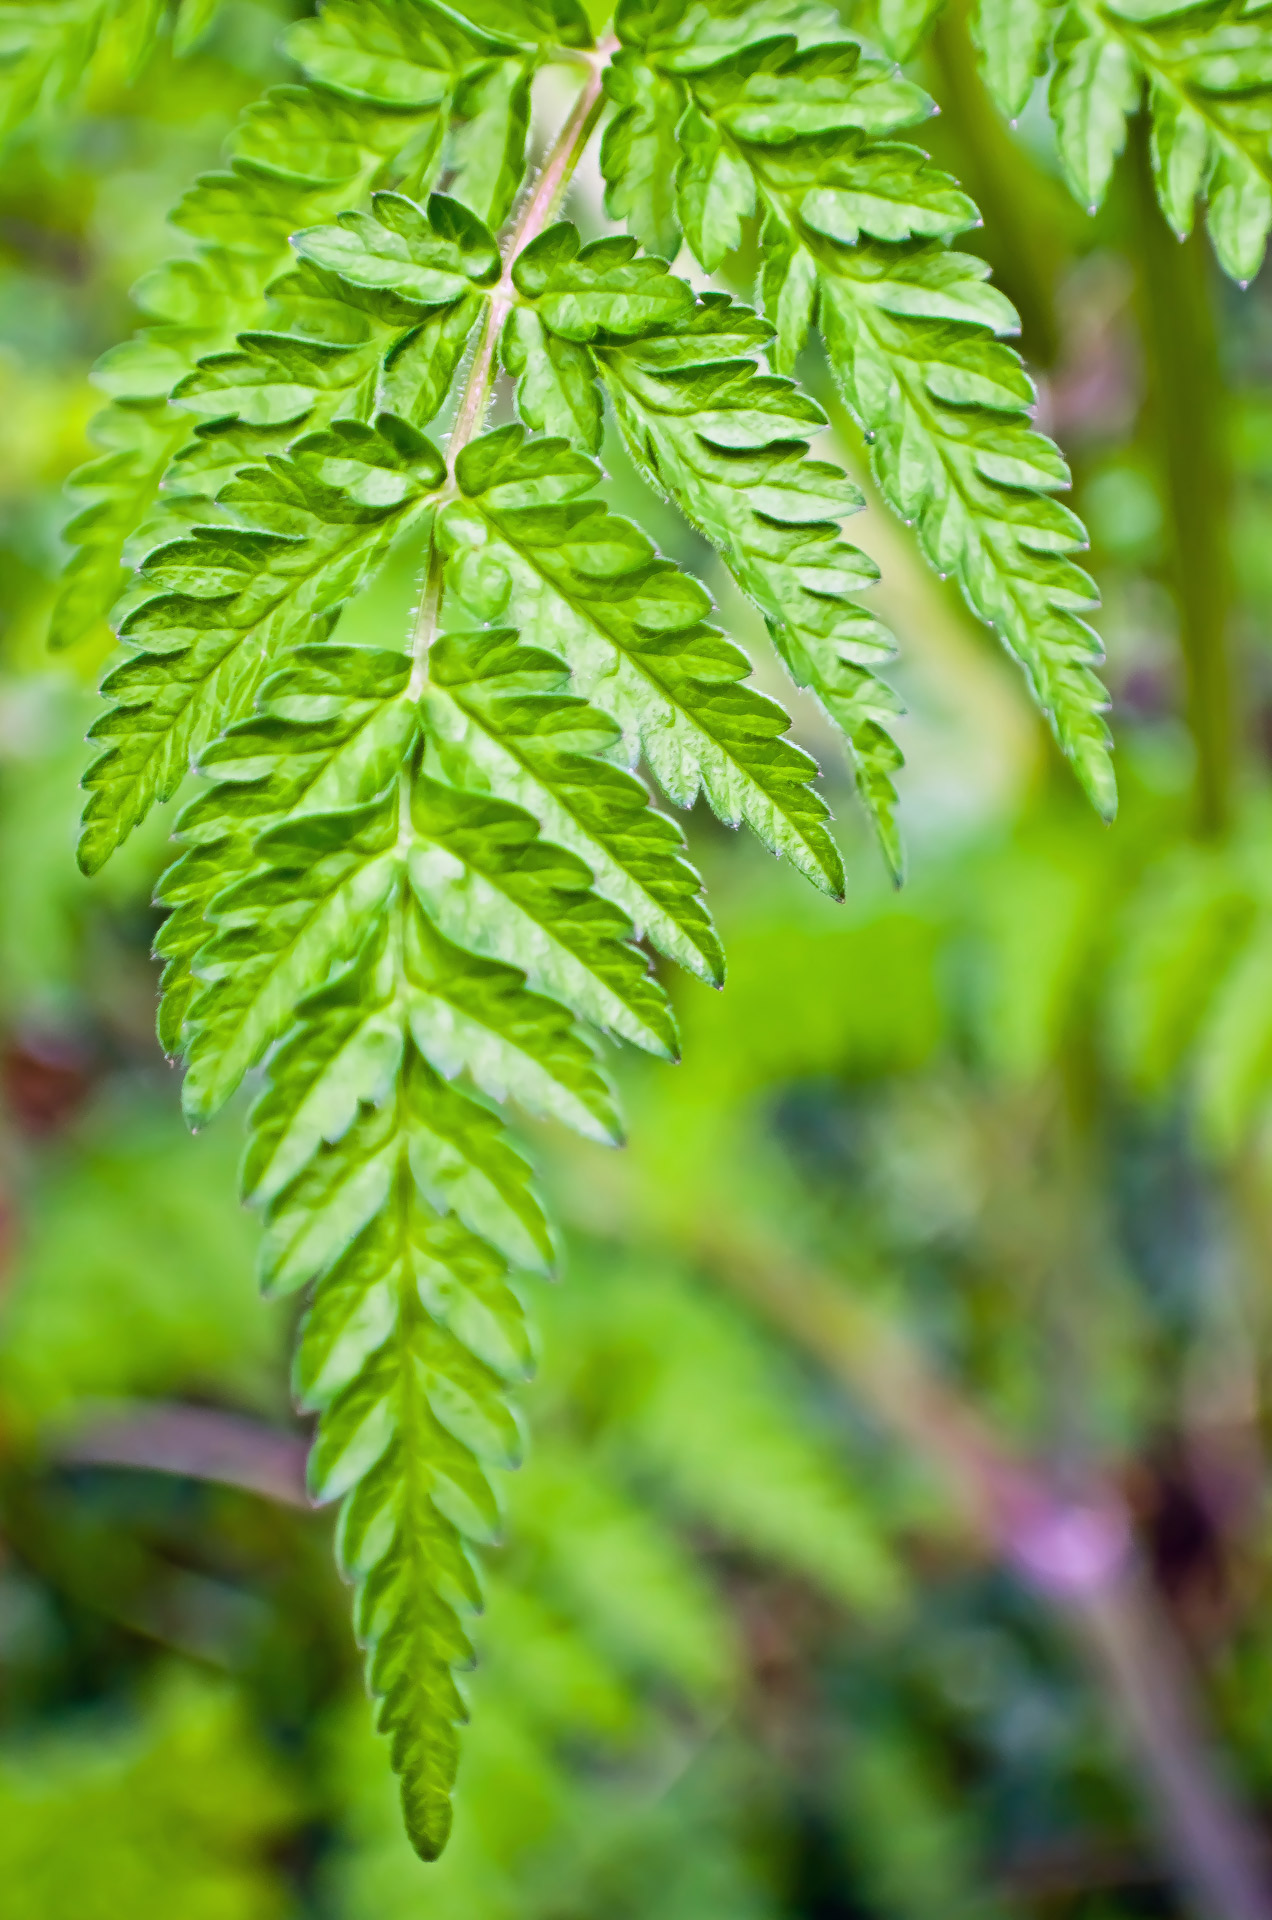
top-left (5, 3), bottom-right (1272, 1915)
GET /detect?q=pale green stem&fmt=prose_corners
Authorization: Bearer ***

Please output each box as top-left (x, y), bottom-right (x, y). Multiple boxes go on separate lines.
top-left (409, 43), bottom-right (614, 668)
top-left (446, 44), bottom-right (614, 466)
top-left (1128, 117), bottom-right (1235, 837)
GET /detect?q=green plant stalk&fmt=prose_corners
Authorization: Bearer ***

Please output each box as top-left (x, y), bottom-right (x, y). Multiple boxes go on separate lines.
top-left (446, 50), bottom-right (613, 466)
top-left (1128, 118), bottom-right (1235, 837)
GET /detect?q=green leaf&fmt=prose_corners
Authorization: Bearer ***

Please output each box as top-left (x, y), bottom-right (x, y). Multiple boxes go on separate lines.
top-left (1050, 8), bottom-right (1139, 211)
top-left (407, 888), bottom-right (622, 1145)
top-left (973, 0), bottom-right (1058, 121)
top-left (272, 1004), bottom-right (545, 1855)
top-left (679, 32), bottom-right (933, 145)
top-left (174, 329), bottom-right (388, 435)
top-left (512, 223), bottom-right (695, 340)
top-left (446, 427), bottom-right (846, 896)
top-left (601, 49), bottom-right (686, 258)
top-left (877, 0), bottom-right (949, 63)
top-left (817, 253), bottom-right (1114, 816)
top-left (410, 770), bottom-right (679, 1059)
top-left (169, 285), bottom-right (484, 461)
top-left (759, 212), bottom-right (819, 373)
top-left (169, 622), bottom-right (693, 1136)
top-left (186, 791), bottom-right (404, 1124)
top-left (383, 297), bottom-right (488, 427)
top-left (232, 812), bottom-right (662, 1856)
top-left (1017, 0), bottom-right (1272, 278)
top-left (1207, 148), bottom-right (1272, 283)
top-left (189, 642), bottom-right (417, 836)
top-left (625, 24), bottom-right (1116, 819)
top-left (79, 421), bottom-right (445, 874)
top-left (171, 750), bottom-right (579, 1859)
top-left (51, 400), bottom-right (185, 652)
top-left (54, 2), bottom-right (497, 654)
top-left (173, 652), bottom-right (415, 1094)
top-left (239, 883), bottom-right (591, 1228)
top-left (62, 4), bottom-right (1163, 1871)
top-left (282, 0), bottom-right (511, 110)
top-left (444, 0), bottom-right (593, 49)
top-left (300, 1186), bottom-right (502, 1861)
top-left (255, 966), bottom-right (552, 1279)
top-left (616, 0), bottom-right (855, 73)
top-left (758, 135), bottom-right (978, 246)
top-left (576, 280), bottom-right (904, 872)
top-left (649, 36), bottom-right (957, 255)
top-left (1063, 0), bottom-right (1272, 281)
top-left (1149, 76), bottom-right (1211, 236)
top-left (502, 307), bottom-right (603, 452)
top-left (175, 627), bottom-right (675, 1132)
top-left (447, 56), bottom-right (534, 229)
top-left (676, 104), bottom-right (756, 271)
top-left (293, 191), bottom-right (500, 322)
top-left (172, 272), bottom-right (482, 465)
top-left (426, 626), bottom-right (725, 984)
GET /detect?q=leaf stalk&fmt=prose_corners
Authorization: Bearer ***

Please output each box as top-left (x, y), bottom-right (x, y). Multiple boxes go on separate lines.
top-left (411, 44), bottom-right (614, 670)
top-left (446, 45), bottom-right (615, 468)
top-left (1128, 117), bottom-right (1236, 837)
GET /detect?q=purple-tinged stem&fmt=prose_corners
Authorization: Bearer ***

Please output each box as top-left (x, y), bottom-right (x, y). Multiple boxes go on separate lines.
top-left (447, 44), bottom-right (615, 467)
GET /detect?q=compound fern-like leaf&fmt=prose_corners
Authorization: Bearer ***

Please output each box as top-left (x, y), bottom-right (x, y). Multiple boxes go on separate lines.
top-left (969, 0), bottom-right (1272, 281)
top-left (509, 222), bottom-right (905, 872)
top-left (70, 15), bottom-right (1108, 1864)
top-left (169, 599), bottom-right (697, 1845)
top-left (425, 626), bottom-right (725, 984)
top-left (443, 426), bottom-right (846, 897)
top-left (80, 420), bottom-right (446, 875)
top-left (608, 17), bottom-right (1115, 819)
top-left (263, 937), bottom-right (549, 1860)
top-left (1086, 0), bottom-right (1272, 280)
top-left (52, 0), bottom-right (527, 652)
top-left (157, 641), bottom-right (418, 1071)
